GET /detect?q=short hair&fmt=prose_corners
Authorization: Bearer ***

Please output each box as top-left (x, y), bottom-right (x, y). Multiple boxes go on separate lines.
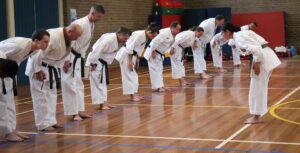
top-left (215, 15), bottom-right (225, 21)
top-left (0, 58), bottom-right (18, 78)
top-left (190, 26), bottom-right (204, 32)
top-left (91, 4), bottom-right (105, 14)
top-left (170, 21), bottom-right (181, 29)
top-left (146, 22), bottom-right (160, 34)
top-left (31, 29), bottom-right (50, 41)
top-left (116, 27), bottom-right (132, 36)
top-left (221, 22), bottom-right (241, 33)
top-left (251, 22), bottom-right (258, 27)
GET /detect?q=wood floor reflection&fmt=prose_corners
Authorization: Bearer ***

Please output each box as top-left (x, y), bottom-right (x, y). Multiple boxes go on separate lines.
top-left (2, 58), bottom-right (300, 153)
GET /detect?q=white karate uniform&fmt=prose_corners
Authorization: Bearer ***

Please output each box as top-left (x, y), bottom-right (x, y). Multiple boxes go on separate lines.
top-left (115, 30), bottom-right (147, 95)
top-left (240, 25), bottom-right (250, 31)
top-left (87, 33), bottom-right (121, 104)
top-left (0, 37), bottom-right (33, 138)
top-left (193, 18), bottom-right (217, 74)
top-left (233, 30), bottom-right (281, 115)
top-left (228, 39), bottom-right (241, 66)
top-left (170, 30), bottom-right (195, 79)
top-left (143, 28), bottom-right (175, 89)
top-left (210, 32), bottom-right (228, 68)
top-left (61, 16), bottom-right (94, 116)
top-left (25, 28), bottom-right (71, 130)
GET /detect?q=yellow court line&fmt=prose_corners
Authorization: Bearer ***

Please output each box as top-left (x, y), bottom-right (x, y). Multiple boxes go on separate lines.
top-left (269, 100), bottom-right (300, 125)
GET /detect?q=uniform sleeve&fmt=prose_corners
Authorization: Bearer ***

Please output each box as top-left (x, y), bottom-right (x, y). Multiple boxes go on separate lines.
top-left (0, 52), bottom-right (7, 59)
top-left (0, 42), bottom-right (21, 59)
top-left (125, 34), bottom-right (143, 54)
top-left (236, 33), bottom-right (263, 62)
top-left (87, 39), bottom-right (110, 64)
top-left (151, 32), bottom-right (168, 51)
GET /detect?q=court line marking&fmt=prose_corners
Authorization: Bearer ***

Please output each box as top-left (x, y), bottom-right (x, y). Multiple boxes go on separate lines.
top-left (19, 131), bottom-right (300, 146)
top-left (215, 86), bottom-right (300, 149)
top-left (269, 100), bottom-right (300, 125)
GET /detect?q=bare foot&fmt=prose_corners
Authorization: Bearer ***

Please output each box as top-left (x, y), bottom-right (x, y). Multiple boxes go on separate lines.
top-left (99, 104), bottom-right (111, 110)
top-left (73, 115), bottom-right (83, 121)
top-left (244, 116), bottom-right (262, 124)
top-left (79, 112), bottom-right (92, 118)
top-left (105, 103), bottom-right (115, 108)
top-left (14, 131), bottom-right (29, 139)
top-left (137, 95), bottom-right (144, 100)
top-left (219, 68), bottom-right (227, 73)
top-left (200, 74), bottom-right (211, 79)
top-left (52, 124), bottom-right (63, 128)
top-left (5, 133), bottom-right (24, 142)
top-left (42, 126), bottom-right (56, 131)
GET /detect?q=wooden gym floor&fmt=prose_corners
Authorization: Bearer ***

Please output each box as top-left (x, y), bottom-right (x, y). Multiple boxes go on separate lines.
top-left (1, 57), bottom-right (300, 153)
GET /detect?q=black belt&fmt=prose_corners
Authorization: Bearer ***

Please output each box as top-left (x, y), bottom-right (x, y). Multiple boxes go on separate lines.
top-left (1, 76), bottom-right (17, 96)
top-left (1, 78), bottom-right (6, 94)
top-left (98, 59), bottom-right (109, 85)
top-left (71, 49), bottom-right (84, 77)
top-left (41, 62), bottom-right (61, 89)
top-left (178, 45), bottom-right (186, 62)
top-left (132, 50), bottom-right (138, 56)
top-left (261, 44), bottom-right (268, 48)
top-left (155, 50), bottom-right (165, 59)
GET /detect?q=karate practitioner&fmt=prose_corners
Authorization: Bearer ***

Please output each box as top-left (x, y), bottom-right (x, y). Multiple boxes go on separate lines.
top-left (26, 24), bottom-right (82, 131)
top-left (0, 29), bottom-right (50, 141)
top-left (61, 4), bottom-right (105, 121)
top-left (87, 27), bottom-right (131, 110)
top-left (241, 22), bottom-right (257, 31)
top-left (115, 23), bottom-right (160, 101)
top-left (169, 26), bottom-right (204, 86)
top-left (229, 22), bottom-right (257, 67)
top-left (222, 23), bottom-right (281, 124)
top-left (228, 39), bottom-right (242, 67)
top-left (193, 15), bottom-right (225, 79)
top-left (210, 32), bottom-right (228, 73)
top-left (143, 21), bottom-right (181, 92)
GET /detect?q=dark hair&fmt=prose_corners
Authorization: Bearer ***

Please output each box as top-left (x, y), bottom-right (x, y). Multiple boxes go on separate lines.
top-left (221, 23), bottom-right (241, 33)
top-left (92, 4), bottom-right (105, 14)
top-left (215, 15), bottom-right (225, 21)
top-left (146, 22), bottom-right (160, 34)
top-left (116, 27), bottom-right (132, 36)
top-left (170, 21), bottom-right (180, 29)
top-left (31, 29), bottom-right (50, 41)
top-left (0, 58), bottom-right (18, 78)
top-left (190, 26), bottom-right (204, 32)
top-left (251, 22), bottom-right (258, 27)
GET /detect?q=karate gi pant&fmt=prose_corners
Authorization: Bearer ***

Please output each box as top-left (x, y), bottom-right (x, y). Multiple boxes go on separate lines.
top-left (120, 55), bottom-right (139, 95)
top-left (147, 54), bottom-right (164, 90)
top-left (192, 41), bottom-right (206, 74)
top-left (211, 45), bottom-right (223, 68)
top-left (89, 60), bottom-right (108, 104)
top-left (61, 56), bottom-right (85, 116)
top-left (0, 78), bottom-right (16, 138)
top-left (232, 47), bottom-right (241, 66)
top-left (29, 65), bottom-right (58, 130)
top-left (248, 64), bottom-right (272, 116)
top-left (170, 45), bottom-right (185, 79)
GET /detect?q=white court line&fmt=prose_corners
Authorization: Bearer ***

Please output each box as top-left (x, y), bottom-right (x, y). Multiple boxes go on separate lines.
top-left (19, 131), bottom-right (300, 146)
top-left (215, 86), bottom-right (300, 149)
